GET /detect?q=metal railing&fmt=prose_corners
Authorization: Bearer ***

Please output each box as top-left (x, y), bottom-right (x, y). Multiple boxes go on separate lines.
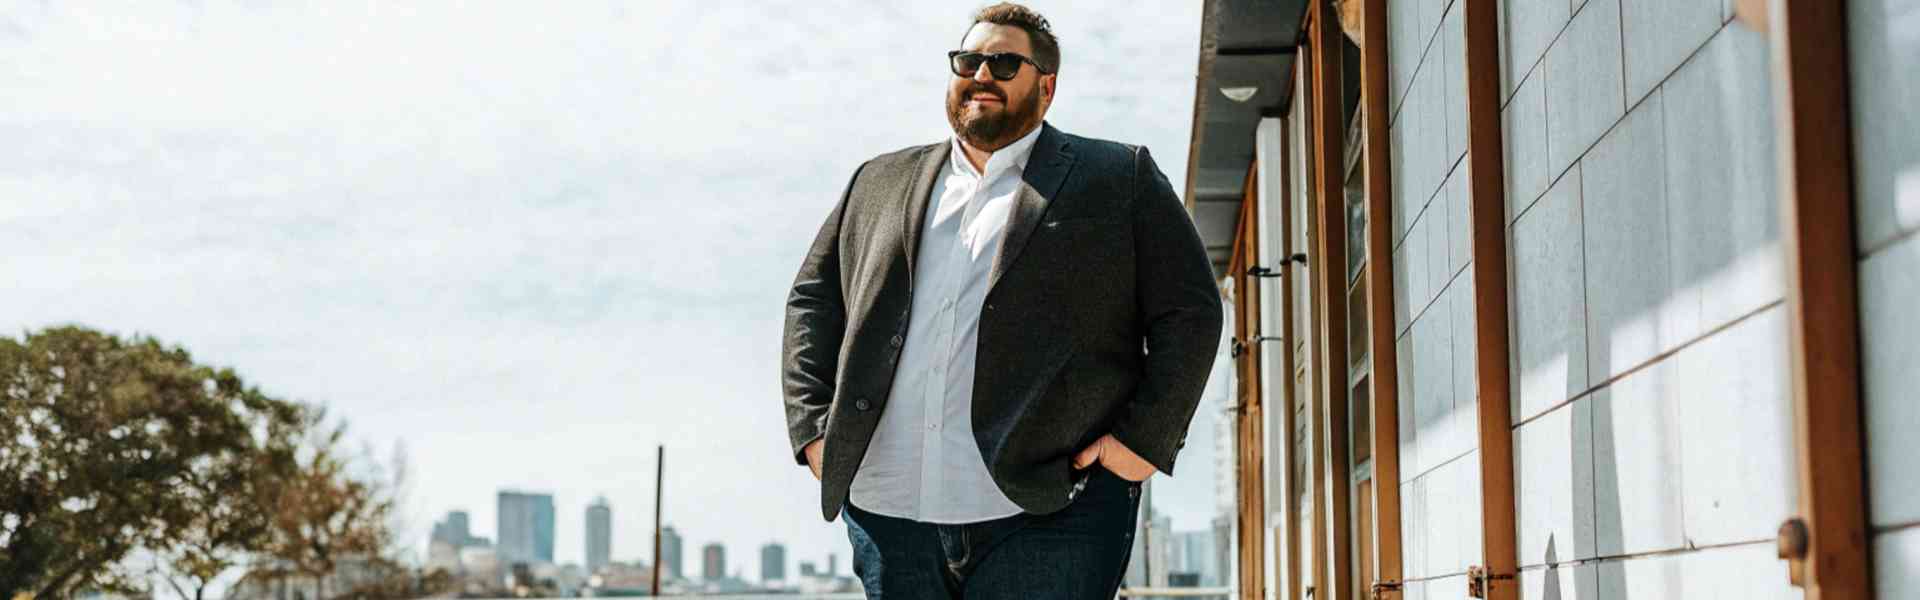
top-left (1115, 587), bottom-right (1232, 598)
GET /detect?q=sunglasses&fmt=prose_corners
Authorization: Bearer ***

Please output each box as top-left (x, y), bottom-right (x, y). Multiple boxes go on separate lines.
top-left (948, 50), bottom-right (1053, 81)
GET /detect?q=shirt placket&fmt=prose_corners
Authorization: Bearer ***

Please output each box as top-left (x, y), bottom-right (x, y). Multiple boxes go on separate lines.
top-left (922, 171), bottom-right (975, 517)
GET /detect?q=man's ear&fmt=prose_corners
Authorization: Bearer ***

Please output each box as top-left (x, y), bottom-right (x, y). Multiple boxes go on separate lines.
top-left (1041, 74), bottom-right (1058, 104)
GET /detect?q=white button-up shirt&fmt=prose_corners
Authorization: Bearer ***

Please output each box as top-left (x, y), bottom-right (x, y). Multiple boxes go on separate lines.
top-left (848, 125), bottom-right (1045, 523)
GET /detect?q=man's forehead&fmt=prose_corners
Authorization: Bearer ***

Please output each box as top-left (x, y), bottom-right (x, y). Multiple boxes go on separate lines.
top-left (960, 23), bottom-right (1033, 53)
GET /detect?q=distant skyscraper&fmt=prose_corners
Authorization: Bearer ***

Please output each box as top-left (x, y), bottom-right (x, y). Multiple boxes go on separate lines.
top-left (1174, 529), bottom-right (1221, 586)
top-left (1127, 509), bottom-right (1174, 588)
top-left (701, 543), bottom-right (726, 581)
top-left (431, 510), bottom-right (476, 547)
top-left (799, 562), bottom-right (816, 578)
top-left (826, 553), bottom-right (836, 576)
top-left (759, 542), bottom-right (786, 582)
top-left (497, 491), bottom-right (557, 564)
top-left (585, 497), bottom-right (612, 574)
top-left (660, 526), bottom-right (683, 578)
top-left (1211, 515), bottom-right (1233, 589)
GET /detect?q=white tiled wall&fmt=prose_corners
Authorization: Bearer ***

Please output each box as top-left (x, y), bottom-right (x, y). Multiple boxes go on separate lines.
top-left (1849, 0), bottom-right (1920, 252)
top-left (1863, 235), bottom-right (1920, 528)
top-left (1579, 92), bottom-right (1672, 383)
top-left (1543, 0), bottom-right (1625, 181)
top-left (1514, 400), bottom-right (1595, 567)
top-left (1591, 361), bottom-right (1685, 557)
top-left (1854, 3), bottom-right (1920, 593)
top-left (1676, 308), bottom-right (1793, 547)
top-left (1393, 0), bottom-right (1482, 587)
top-left (1618, 0), bottom-right (1723, 105)
top-left (1489, 9), bottom-right (1792, 590)
top-left (1877, 527), bottom-right (1920, 599)
top-left (1509, 167), bottom-right (1586, 422)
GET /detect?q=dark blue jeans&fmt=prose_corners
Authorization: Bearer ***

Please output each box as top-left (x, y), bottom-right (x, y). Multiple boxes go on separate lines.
top-left (842, 464), bottom-right (1143, 599)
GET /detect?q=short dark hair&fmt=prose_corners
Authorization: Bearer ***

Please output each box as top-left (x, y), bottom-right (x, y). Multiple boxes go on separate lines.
top-left (968, 3), bottom-right (1060, 74)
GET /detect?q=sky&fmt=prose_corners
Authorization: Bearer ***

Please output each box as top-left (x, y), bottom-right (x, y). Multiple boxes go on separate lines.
top-left (0, 0), bottom-right (1219, 578)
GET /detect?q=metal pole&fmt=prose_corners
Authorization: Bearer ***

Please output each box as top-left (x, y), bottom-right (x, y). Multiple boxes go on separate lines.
top-left (651, 445), bottom-right (664, 596)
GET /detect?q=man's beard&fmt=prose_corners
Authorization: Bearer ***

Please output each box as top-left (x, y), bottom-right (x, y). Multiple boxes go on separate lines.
top-left (946, 81), bottom-right (1042, 151)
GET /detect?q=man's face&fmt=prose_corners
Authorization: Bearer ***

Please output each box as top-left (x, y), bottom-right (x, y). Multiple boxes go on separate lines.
top-left (946, 23), bottom-right (1054, 151)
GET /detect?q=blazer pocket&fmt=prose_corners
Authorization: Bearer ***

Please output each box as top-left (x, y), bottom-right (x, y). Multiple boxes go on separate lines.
top-left (1041, 216), bottom-right (1124, 230)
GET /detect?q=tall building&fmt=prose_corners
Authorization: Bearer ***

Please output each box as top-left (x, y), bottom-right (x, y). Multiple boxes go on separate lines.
top-left (659, 526), bottom-right (683, 579)
top-left (585, 497), bottom-right (612, 574)
top-left (1173, 528), bottom-right (1221, 586)
top-left (700, 543), bottom-right (726, 581)
top-left (825, 553), bottom-right (836, 576)
top-left (431, 510), bottom-right (477, 547)
top-left (1126, 509), bottom-right (1174, 589)
top-left (759, 542), bottom-right (786, 582)
top-left (496, 491), bottom-right (556, 564)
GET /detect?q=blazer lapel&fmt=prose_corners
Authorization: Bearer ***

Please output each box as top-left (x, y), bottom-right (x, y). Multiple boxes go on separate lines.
top-left (901, 142), bottom-right (950, 281)
top-left (988, 122), bottom-right (1076, 292)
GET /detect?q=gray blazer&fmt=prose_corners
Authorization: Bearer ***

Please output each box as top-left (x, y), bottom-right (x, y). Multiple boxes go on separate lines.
top-left (782, 121), bottom-right (1224, 522)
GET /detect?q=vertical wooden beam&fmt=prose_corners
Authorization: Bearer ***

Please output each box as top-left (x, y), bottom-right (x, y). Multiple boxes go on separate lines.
top-left (1358, 0), bottom-right (1404, 596)
top-left (1227, 176), bottom-right (1256, 599)
top-left (1459, 0), bottom-right (1518, 598)
top-left (1308, 1), bottom-right (1354, 599)
top-left (1300, 38), bottom-right (1331, 600)
top-left (1279, 115), bottom-right (1303, 600)
top-left (1240, 165), bottom-right (1269, 600)
top-left (1766, 1), bottom-right (1872, 598)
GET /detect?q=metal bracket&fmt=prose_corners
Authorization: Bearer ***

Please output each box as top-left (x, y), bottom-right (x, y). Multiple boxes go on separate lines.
top-left (1245, 253), bottom-right (1310, 278)
top-left (1466, 566), bottom-right (1513, 599)
top-left (1372, 579), bottom-right (1403, 596)
top-left (1778, 517), bottom-right (1809, 588)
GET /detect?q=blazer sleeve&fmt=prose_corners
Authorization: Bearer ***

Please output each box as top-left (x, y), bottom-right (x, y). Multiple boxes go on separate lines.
top-left (1109, 145), bottom-right (1226, 476)
top-left (781, 163), bottom-right (865, 466)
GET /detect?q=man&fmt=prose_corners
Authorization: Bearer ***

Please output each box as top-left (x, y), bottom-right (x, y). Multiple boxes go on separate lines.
top-left (780, 4), bottom-right (1222, 597)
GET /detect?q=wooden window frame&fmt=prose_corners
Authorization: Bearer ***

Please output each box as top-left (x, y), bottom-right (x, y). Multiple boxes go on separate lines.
top-left (1358, 0), bottom-right (1405, 597)
top-left (1764, 2), bottom-right (1873, 598)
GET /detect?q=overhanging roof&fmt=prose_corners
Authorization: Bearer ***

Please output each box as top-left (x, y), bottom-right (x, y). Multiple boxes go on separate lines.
top-left (1184, 0), bottom-right (1310, 274)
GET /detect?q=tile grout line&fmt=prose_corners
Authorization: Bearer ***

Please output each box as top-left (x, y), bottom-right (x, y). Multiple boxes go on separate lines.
top-left (1508, 297), bottom-right (1786, 431)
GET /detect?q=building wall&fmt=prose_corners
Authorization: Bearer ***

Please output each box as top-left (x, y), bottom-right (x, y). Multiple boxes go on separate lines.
top-left (1387, 0), bottom-right (1480, 597)
top-left (1233, 1), bottom-right (1912, 597)
top-left (1489, 0), bottom-right (1796, 598)
top-left (1851, 0), bottom-right (1920, 597)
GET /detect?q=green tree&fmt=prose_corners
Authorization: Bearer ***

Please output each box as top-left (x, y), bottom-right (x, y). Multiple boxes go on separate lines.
top-left (254, 419), bottom-right (397, 600)
top-left (0, 326), bottom-right (309, 599)
top-left (155, 401), bottom-right (309, 600)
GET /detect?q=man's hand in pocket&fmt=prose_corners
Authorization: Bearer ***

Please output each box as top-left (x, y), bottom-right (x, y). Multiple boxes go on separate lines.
top-left (1071, 434), bottom-right (1155, 482)
top-left (804, 439), bottom-right (825, 481)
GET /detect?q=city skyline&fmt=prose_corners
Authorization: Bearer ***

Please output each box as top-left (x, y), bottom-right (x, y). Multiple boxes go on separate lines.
top-left (428, 495), bottom-right (853, 583)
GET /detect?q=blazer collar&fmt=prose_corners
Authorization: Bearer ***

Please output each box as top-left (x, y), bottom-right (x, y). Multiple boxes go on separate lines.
top-left (901, 121), bottom-right (1077, 291)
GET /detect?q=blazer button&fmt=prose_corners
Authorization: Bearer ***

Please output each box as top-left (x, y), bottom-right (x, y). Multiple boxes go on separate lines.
top-left (855, 397), bottom-right (871, 411)
top-left (889, 334), bottom-right (904, 347)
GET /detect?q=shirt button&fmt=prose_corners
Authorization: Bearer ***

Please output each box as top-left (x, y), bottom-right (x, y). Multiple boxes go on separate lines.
top-left (927, 423), bottom-right (939, 431)
top-left (854, 398), bottom-right (871, 411)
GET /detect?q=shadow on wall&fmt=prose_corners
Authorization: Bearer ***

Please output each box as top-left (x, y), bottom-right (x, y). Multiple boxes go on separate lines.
top-left (1503, 19), bottom-right (1789, 599)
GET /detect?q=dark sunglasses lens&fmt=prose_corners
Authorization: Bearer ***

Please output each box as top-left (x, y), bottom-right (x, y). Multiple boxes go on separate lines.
top-left (952, 53), bottom-right (987, 77)
top-left (986, 54), bottom-right (1023, 80)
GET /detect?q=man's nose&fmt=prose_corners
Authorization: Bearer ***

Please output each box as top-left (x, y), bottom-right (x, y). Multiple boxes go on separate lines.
top-left (972, 63), bottom-right (997, 84)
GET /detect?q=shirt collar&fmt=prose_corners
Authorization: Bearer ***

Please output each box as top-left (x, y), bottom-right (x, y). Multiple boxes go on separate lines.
top-left (948, 123), bottom-right (1045, 181)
